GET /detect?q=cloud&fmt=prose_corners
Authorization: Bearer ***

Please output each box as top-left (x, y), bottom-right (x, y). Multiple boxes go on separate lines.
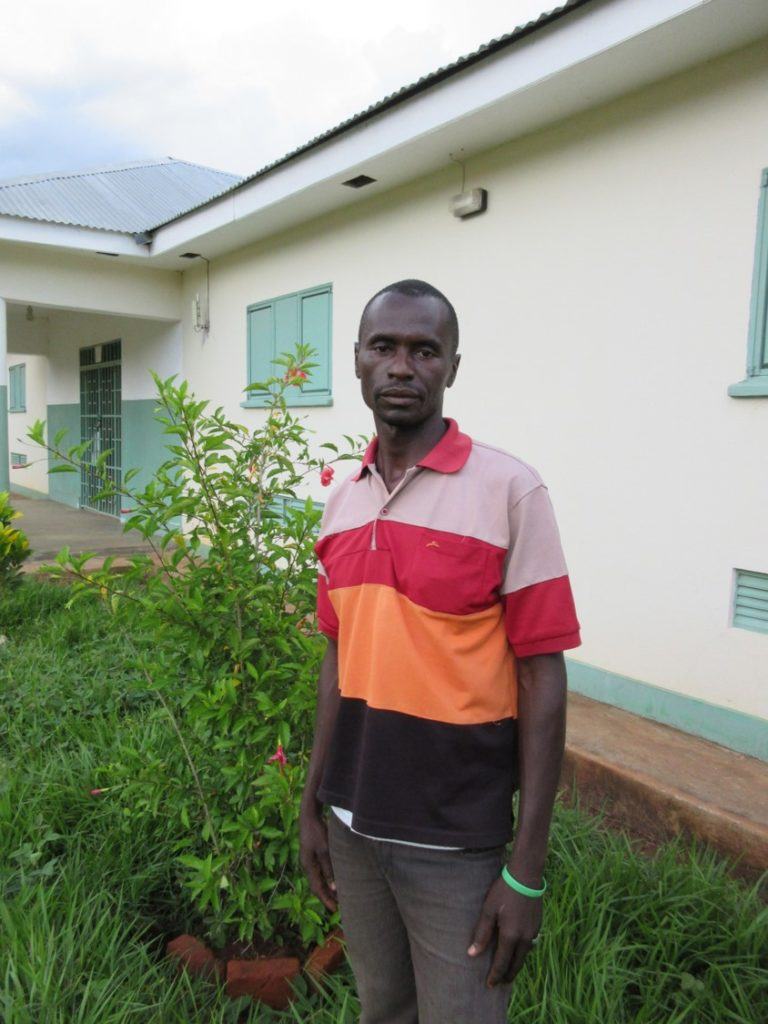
top-left (0, 82), bottom-right (34, 131)
top-left (0, 0), bottom-right (552, 180)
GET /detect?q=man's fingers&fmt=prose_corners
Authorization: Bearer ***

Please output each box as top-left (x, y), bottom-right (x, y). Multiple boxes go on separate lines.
top-left (486, 935), bottom-right (515, 988)
top-left (467, 908), bottom-right (495, 957)
top-left (318, 848), bottom-right (337, 893)
top-left (309, 860), bottom-right (337, 911)
top-left (502, 940), bottom-right (531, 985)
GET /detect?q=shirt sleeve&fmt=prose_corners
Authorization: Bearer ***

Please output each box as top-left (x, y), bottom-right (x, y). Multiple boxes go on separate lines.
top-left (316, 559), bottom-right (339, 640)
top-left (501, 484), bottom-right (581, 657)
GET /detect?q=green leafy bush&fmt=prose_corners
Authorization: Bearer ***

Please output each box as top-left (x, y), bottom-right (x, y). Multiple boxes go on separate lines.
top-left (0, 492), bottom-right (30, 588)
top-left (28, 347), bottom-right (364, 950)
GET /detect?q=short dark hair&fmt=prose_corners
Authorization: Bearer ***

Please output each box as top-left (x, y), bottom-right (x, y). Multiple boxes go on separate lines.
top-left (359, 279), bottom-right (459, 352)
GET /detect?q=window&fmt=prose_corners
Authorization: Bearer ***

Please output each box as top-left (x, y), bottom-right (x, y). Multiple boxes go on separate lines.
top-left (729, 170), bottom-right (768, 397)
top-left (10, 452), bottom-right (27, 468)
top-left (732, 569), bottom-right (768, 634)
top-left (244, 284), bottom-right (332, 407)
top-left (9, 363), bottom-right (25, 412)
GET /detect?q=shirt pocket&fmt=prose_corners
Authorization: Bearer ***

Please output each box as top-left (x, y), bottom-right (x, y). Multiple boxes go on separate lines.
top-left (404, 531), bottom-right (491, 614)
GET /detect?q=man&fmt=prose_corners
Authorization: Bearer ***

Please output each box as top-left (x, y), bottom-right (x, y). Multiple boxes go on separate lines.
top-left (299, 280), bottom-right (580, 1023)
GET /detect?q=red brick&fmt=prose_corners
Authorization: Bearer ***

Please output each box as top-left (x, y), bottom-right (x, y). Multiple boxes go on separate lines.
top-left (226, 956), bottom-right (301, 1009)
top-left (166, 934), bottom-right (222, 980)
top-left (305, 929), bottom-right (346, 979)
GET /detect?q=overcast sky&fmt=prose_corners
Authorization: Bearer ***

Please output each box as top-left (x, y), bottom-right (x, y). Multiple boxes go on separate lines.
top-left (1, 0), bottom-right (553, 181)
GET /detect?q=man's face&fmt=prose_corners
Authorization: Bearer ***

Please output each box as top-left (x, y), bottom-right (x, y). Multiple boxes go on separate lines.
top-left (355, 292), bottom-right (460, 428)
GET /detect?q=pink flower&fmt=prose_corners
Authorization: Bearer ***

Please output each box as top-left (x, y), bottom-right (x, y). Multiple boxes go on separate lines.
top-left (320, 466), bottom-right (334, 487)
top-left (267, 744), bottom-right (287, 768)
top-left (90, 788), bottom-right (104, 796)
top-left (285, 368), bottom-right (308, 385)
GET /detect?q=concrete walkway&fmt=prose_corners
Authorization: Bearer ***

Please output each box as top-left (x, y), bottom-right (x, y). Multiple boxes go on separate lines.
top-left (12, 493), bottom-right (153, 566)
top-left (564, 693), bottom-right (768, 877)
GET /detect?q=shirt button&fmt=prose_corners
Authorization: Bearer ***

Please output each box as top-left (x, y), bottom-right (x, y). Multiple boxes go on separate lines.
top-left (381, 508), bottom-right (389, 516)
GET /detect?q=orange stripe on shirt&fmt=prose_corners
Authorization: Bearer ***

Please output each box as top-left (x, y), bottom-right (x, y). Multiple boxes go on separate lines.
top-left (329, 583), bottom-right (518, 724)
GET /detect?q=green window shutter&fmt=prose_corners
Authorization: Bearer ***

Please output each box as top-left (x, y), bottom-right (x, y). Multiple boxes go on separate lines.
top-left (248, 304), bottom-right (276, 387)
top-left (9, 364), bottom-right (26, 412)
top-left (729, 170), bottom-right (768, 396)
top-left (299, 289), bottom-right (331, 395)
top-left (733, 570), bottom-right (768, 635)
top-left (748, 170), bottom-right (768, 375)
top-left (244, 284), bottom-right (332, 408)
top-left (274, 294), bottom-right (300, 363)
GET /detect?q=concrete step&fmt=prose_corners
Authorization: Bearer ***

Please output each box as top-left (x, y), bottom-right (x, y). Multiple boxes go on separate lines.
top-left (562, 693), bottom-right (768, 877)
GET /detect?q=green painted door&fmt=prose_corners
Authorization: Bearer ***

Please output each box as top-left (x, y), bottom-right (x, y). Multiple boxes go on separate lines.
top-left (79, 340), bottom-right (122, 516)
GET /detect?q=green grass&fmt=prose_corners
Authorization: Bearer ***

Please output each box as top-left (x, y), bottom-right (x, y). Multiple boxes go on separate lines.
top-left (1, 580), bottom-right (766, 1023)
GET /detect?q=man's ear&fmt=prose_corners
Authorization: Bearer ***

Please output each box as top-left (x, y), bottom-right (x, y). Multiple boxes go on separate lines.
top-left (354, 342), bottom-right (361, 380)
top-left (446, 352), bottom-right (461, 388)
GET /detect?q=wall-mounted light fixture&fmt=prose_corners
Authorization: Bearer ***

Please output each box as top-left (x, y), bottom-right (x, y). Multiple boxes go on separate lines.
top-left (449, 150), bottom-right (488, 220)
top-left (179, 253), bottom-right (210, 333)
top-left (450, 188), bottom-right (488, 219)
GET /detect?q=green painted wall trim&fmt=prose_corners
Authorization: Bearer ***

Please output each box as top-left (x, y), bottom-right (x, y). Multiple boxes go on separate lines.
top-left (10, 484), bottom-right (48, 501)
top-left (566, 658), bottom-right (767, 761)
top-left (241, 394), bottom-right (334, 409)
top-left (47, 404), bottom-right (81, 508)
top-left (0, 384), bottom-right (9, 493)
top-left (121, 399), bottom-right (169, 508)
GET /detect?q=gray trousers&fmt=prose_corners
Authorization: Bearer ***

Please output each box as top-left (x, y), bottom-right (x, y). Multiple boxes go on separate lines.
top-left (327, 811), bottom-right (512, 1024)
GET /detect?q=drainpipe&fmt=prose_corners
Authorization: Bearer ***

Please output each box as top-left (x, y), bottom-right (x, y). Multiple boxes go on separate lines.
top-left (0, 298), bottom-right (9, 493)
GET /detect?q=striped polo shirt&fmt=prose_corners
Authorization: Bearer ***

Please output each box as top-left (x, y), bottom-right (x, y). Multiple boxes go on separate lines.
top-left (315, 418), bottom-right (580, 848)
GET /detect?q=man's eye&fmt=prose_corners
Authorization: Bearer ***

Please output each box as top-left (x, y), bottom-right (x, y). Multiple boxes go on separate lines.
top-left (417, 349), bottom-right (434, 359)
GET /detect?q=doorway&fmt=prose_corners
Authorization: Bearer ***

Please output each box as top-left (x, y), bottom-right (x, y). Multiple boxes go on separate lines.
top-left (79, 340), bottom-right (122, 516)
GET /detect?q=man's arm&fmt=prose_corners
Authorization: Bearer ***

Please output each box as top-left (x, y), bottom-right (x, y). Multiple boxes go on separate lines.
top-left (299, 637), bottom-right (340, 912)
top-left (468, 652), bottom-right (567, 986)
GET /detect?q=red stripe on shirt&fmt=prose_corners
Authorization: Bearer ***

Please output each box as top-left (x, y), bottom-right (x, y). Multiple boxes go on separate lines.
top-left (503, 575), bottom-right (581, 657)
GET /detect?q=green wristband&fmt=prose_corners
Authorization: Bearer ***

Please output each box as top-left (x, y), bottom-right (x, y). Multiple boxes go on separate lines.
top-left (501, 866), bottom-right (547, 898)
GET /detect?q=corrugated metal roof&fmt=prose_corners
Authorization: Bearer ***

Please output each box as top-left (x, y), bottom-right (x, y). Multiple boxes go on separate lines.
top-left (0, 157), bottom-right (241, 234)
top-left (148, 0), bottom-right (593, 232)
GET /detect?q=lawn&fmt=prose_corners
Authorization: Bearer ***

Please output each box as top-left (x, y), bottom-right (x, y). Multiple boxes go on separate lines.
top-left (1, 580), bottom-right (766, 1023)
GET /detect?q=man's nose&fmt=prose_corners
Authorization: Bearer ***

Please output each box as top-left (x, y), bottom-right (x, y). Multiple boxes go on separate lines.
top-left (388, 347), bottom-right (414, 379)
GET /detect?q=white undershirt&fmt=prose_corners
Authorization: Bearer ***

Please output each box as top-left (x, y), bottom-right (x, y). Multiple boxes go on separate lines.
top-left (331, 805), bottom-right (462, 850)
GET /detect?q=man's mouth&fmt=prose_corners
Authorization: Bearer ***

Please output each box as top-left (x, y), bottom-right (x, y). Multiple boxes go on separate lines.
top-left (379, 389), bottom-right (420, 402)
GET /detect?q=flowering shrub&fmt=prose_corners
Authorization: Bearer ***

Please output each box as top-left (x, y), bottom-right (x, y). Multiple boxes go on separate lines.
top-left (28, 346), bottom-right (366, 949)
top-left (0, 492), bottom-right (30, 588)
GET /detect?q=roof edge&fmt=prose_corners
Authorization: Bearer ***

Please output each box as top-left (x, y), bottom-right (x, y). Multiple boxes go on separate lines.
top-left (146, 0), bottom-right (594, 232)
top-left (0, 157), bottom-right (241, 192)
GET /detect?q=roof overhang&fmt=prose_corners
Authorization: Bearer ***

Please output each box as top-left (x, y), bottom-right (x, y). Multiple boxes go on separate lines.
top-left (2, 0), bottom-right (767, 269)
top-left (147, 0), bottom-right (768, 266)
top-left (0, 213), bottom-right (147, 258)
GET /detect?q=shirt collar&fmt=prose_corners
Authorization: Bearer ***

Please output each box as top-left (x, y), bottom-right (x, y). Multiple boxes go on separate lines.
top-left (352, 418), bottom-right (472, 481)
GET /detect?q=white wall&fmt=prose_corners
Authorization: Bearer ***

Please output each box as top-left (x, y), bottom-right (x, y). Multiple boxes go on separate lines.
top-left (180, 39), bottom-right (768, 721)
top-left (0, 243), bottom-right (181, 321)
top-left (46, 310), bottom-right (182, 405)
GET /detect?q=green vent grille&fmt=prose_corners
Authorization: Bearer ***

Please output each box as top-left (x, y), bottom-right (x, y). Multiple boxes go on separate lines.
top-left (733, 570), bottom-right (768, 635)
top-left (10, 452), bottom-right (27, 467)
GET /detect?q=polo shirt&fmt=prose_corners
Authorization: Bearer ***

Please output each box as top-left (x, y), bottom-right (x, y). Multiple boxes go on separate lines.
top-left (314, 418), bottom-right (580, 848)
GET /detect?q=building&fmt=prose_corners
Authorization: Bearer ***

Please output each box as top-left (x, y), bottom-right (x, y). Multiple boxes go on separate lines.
top-left (2, 0), bottom-right (766, 758)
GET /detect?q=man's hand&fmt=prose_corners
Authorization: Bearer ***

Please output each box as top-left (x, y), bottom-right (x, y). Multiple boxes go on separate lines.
top-left (299, 805), bottom-right (337, 912)
top-left (299, 639), bottom-right (339, 913)
top-left (467, 876), bottom-right (542, 987)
